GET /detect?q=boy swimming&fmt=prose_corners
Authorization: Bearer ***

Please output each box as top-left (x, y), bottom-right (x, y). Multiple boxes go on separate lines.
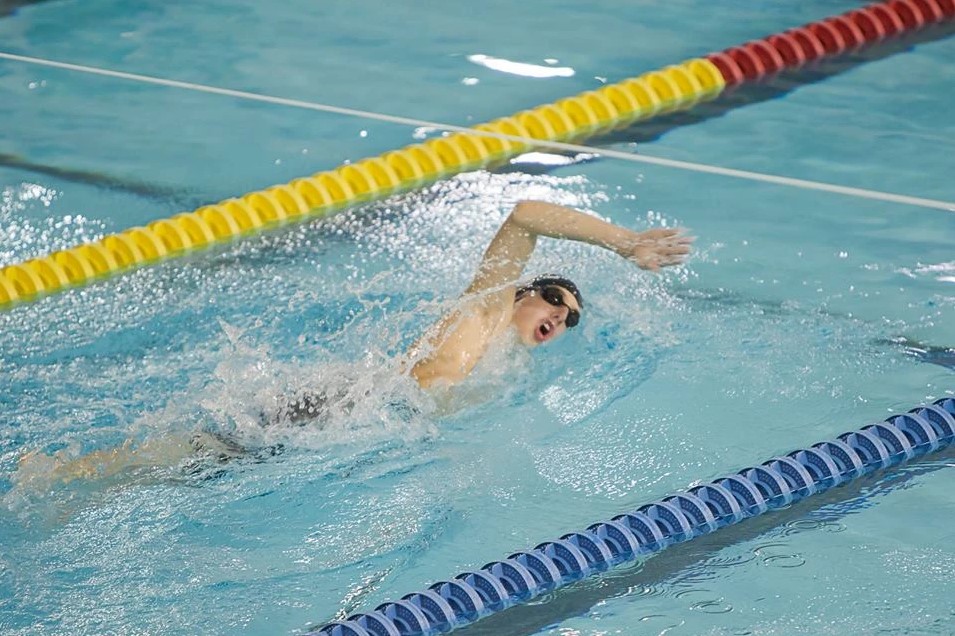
top-left (14, 199), bottom-right (692, 484)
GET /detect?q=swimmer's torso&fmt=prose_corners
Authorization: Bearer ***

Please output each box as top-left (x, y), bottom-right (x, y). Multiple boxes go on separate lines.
top-left (407, 291), bottom-right (515, 389)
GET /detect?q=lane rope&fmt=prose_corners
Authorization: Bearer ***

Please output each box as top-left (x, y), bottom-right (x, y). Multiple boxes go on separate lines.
top-left (310, 397), bottom-right (955, 636)
top-left (0, 0), bottom-right (952, 309)
top-left (1, 51), bottom-right (952, 213)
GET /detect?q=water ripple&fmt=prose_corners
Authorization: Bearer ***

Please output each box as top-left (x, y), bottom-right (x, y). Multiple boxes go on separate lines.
top-left (780, 518), bottom-right (847, 536)
top-left (705, 552), bottom-right (758, 568)
top-left (675, 588), bottom-right (734, 614)
top-left (753, 542), bottom-right (806, 568)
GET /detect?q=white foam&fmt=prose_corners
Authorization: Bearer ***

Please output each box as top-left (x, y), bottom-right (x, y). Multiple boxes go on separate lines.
top-left (196, 319), bottom-right (437, 450)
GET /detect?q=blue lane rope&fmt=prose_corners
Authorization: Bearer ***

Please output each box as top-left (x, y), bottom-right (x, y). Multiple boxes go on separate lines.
top-left (311, 397), bottom-right (955, 636)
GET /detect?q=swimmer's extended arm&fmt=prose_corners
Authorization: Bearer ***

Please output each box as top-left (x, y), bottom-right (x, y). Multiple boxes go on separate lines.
top-left (467, 200), bottom-right (692, 296)
top-left (409, 200), bottom-right (691, 387)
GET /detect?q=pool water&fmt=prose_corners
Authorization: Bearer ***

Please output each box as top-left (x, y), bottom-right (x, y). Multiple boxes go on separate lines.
top-left (1, 1), bottom-right (954, 634)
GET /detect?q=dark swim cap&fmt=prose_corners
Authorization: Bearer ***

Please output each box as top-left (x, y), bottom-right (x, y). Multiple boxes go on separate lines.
top-left (515, 274), bottom-right (584, 307)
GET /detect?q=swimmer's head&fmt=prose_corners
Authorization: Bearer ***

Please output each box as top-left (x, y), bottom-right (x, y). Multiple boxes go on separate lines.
top-left (512, 275), bottom-right (583, 347)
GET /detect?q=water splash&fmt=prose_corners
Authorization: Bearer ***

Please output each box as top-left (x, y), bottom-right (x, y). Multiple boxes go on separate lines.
top-left (199, 318), bottom-right (438, 451)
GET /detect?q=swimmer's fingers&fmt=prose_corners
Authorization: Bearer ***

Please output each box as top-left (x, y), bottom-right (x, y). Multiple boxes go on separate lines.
top-left (640, 227), bottom-right (682, 239)
top-left (661, 254), bottom-right (689, 266)
top-left (623, 249), bottom-right (664, 270)
top-left (619, 229), bottom-right (693, 270)
top-left (659, 242), bottom-right (692, 255)
top-left (648, 247), bottom-right (693, 271)
top-left (635, 230), bottom-right (693, 249)
top-left (661, 234), bottom-right (694, 246)
top-left (654, 235), bottom-right (694, 262)
top-left (640, 227), bottom-right (695, 243)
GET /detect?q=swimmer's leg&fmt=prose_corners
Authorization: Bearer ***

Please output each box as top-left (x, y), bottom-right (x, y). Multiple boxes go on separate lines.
top-left (13, 429), bottom-right (259, 492)
top-left (14, 434), bottom-right (199, 492)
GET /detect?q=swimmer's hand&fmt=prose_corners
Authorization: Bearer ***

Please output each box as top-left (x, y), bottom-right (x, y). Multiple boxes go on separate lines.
top-left (615, 228), bottom-right (693, 271)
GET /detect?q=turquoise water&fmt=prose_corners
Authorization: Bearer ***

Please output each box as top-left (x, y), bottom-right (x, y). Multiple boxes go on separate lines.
top-left (1, 1), bottom-right (954, 634)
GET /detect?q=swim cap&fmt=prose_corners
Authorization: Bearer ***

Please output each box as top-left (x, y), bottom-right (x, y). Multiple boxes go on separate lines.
top-left (516, 274), bottom-right (584, 307)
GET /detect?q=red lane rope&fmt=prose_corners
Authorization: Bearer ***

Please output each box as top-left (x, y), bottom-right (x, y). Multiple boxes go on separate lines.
top-left (706, 0), bottom-right (955, 87)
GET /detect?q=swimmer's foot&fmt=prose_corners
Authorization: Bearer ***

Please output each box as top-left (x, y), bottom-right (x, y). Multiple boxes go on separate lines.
top-left (18, 448), bottom-right (40, 468)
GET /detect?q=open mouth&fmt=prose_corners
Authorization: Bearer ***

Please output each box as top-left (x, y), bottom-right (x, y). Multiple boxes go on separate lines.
top-left (536, 320), bottom-right (555, 342)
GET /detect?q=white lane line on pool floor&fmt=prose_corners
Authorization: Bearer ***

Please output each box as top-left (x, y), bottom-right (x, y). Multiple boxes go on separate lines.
top-left (2, 51), bottom-right (953, 213)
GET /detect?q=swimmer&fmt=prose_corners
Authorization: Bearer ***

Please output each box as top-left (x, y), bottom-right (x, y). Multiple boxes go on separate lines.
top-left (405, 199), bottom-right (691, 387)
top-left (13, 200), bottom-right (692, 487)
top-left (274, 199), bottom-right (691, 420)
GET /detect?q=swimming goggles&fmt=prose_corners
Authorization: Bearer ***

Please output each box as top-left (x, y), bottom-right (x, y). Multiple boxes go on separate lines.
top-left (538, 286), bottom-right (580, 328)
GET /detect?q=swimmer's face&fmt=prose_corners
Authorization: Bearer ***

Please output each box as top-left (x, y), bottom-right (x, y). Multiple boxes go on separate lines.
top-left (512, 285), bottom-right (581, 347)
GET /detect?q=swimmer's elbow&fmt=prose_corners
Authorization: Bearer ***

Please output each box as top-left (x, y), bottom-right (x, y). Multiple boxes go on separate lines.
top-left (410, 355), bottom-right (468, 389)
top-left (409, 361), bottom-right (443, 389)
top-left (511, 200), bottom-right (550, 225)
